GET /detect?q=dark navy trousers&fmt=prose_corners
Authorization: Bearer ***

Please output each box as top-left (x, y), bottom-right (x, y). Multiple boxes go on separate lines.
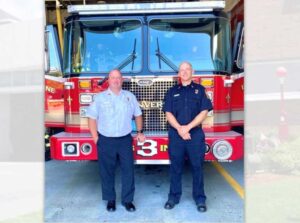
top-left (168, 141), bottom-right (206, 204)
top-left (97, 133), bottom-right (134, 203)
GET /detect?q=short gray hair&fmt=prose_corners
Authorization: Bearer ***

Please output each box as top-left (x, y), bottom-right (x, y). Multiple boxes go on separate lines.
top-left (179, 61), bottom-right (193, 70)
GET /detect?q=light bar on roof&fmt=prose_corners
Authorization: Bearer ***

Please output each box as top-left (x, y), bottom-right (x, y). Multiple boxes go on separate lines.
top-left (68, 1), bottom-right (225, 15)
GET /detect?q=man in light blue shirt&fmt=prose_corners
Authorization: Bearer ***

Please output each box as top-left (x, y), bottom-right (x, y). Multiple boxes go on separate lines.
top-left (87, 69), bottom-right (145, 212)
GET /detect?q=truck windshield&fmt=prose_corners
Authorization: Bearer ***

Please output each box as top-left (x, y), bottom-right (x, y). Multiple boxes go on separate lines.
top-left (149, 17), bottom-right (231, 73)
top-left (68, 19), bottom-right (142, 74)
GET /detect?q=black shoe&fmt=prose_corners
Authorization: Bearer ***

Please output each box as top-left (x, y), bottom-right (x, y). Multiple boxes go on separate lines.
top-left (164, 200), bottom-right (176, 210)
top-left (197, 203), bottom-right (207, 212)
top-left (123, 202), bottom-right (136, 212)
top-left (106, 200), bottom-right (116, 212)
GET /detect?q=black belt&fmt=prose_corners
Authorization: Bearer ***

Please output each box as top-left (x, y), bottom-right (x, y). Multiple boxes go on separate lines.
top-left (98, 132), bottom-right (131, 139)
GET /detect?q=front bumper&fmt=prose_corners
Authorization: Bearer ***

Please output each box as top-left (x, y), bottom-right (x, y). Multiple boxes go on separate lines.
top-left (50, 131), bottom-right (243, 162)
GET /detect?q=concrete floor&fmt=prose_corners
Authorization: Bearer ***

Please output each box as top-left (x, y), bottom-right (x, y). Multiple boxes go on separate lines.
top-left (45, 160), bottom-right (244, 223)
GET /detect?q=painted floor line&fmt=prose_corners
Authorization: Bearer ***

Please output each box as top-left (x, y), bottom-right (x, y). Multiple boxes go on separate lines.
top-left (211, 161), bottom-right (244, 199)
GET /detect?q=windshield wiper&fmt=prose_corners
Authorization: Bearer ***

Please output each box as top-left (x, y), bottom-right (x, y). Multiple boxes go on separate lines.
top-left (155, 37), bottom-right (178, 72)
top-left (115, 38), bottom-right (137, 71)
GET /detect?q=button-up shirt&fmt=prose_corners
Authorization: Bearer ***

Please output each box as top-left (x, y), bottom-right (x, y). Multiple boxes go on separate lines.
top-left (86, 88), bottom-right (142, 137)
top-left (163, 82), bottom-right (213, 144)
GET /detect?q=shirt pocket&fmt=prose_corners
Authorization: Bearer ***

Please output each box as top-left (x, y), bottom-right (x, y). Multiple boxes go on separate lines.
top-left (172, 97), bottom-right (182, 115)
top-left (101, 101), bottom-right (114, 114)
top-left (120, 98), bottom-right (132, 115)
top-left (188, 95), bottom-right (201, 114)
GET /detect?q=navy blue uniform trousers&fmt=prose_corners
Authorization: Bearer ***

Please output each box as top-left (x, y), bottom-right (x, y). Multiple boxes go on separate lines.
top-left (97, 133), bottom-right (134, 203)
top-left (168, 140), bottom-right (206, 204)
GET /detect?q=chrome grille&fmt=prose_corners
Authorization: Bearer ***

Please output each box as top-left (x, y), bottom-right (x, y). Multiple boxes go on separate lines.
top-left (123, 79), bottom-right (177, 131)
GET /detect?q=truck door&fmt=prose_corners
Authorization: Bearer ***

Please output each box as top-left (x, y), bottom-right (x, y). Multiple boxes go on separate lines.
top-left (45, 25), bottom-right (64, 160)
top-left (45, 25), bottom-right (64, 128)
top-left (231, 21), bottom-right (244, 130)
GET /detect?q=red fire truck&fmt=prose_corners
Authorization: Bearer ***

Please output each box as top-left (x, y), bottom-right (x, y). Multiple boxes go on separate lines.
top-left (44, 25), bottom-right (64, 160)
top-left (46, 1), bottom-right (244, 163)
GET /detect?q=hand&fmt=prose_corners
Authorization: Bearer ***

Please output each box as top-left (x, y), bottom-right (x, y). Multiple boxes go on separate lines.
top-left (177, 129), bottom-right (191, 140)
top-left (181, 133), bottom-right (191, 140)
top-left (136, 133), bottom-right (146, 143)
top-left (177, 125), bottom-right (191, 136)
top-left (93, 136), bottom-right (99, 144)
top-left (177, 125), bottom-right (191, 140)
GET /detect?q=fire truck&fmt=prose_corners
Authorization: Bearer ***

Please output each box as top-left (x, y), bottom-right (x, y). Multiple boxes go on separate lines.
top-left (45, 25), bottom-right (64, 160)
top-left (46, 1), bottom-right (244, 163)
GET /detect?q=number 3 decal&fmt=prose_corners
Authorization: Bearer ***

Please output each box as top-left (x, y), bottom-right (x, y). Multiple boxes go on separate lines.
top-left (137, 139), bottom-right (158, 157)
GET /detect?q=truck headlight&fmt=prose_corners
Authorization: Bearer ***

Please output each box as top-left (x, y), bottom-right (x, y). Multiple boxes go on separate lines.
top-left (81, 143), bottom-right (92, 155)
top-left (80, 94), bottom-right (93, 104)
top-left (62, 142), bottom-right (79, 156)
top-left (212, 140), bottom-right (232, 160)
top-left (66, 145), bottom-right (75, 153)
top-left (205, 143), bottom-right (210, 154)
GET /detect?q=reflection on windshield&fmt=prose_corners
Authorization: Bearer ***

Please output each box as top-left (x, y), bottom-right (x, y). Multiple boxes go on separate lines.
top-left (155, 37), bottom-right (178, 72)
top-left (149, 17), bottom-right (231, 73)
top-left (71, 19), bottom-right (142, 73)
top-left (115, 38), bottom-right (137, 71)
top-left (47, 25), bottom-right (62, 76)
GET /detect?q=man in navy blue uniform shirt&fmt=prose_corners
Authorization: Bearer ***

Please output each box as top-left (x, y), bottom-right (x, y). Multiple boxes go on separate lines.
top-left (163, 61), bottom-right (213, 212)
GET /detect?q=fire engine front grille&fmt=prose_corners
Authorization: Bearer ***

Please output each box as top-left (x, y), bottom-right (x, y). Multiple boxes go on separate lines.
top-left (123, 79), bottom-right (177, 131)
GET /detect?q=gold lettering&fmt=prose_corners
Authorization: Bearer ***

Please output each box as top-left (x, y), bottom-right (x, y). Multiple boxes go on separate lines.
top-left (160, 145), bottom-right (168, 152)
top-left (46, 86), bottom-right (55, 93)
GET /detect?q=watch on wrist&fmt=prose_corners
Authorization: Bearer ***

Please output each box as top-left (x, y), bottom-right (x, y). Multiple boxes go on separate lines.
top-left (137, 129), bottom-right (143, 134)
